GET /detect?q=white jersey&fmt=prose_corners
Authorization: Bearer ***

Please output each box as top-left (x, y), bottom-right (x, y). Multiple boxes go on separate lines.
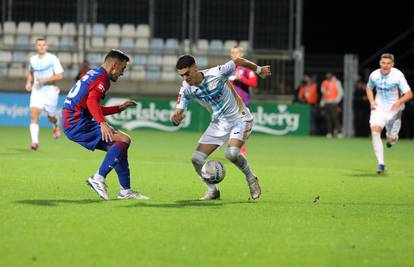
top-left (29, 52), bottom-right (64, 91)
top-left (176, 60), bottom-right (252, 122)
top-left (367, 67), bottom-right (410, 107)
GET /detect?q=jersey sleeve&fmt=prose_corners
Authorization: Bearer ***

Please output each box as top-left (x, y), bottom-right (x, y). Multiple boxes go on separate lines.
top-left (101, 105), bottom-right (121, 116)
top-left (398, 73), bottom-right (411, 93)
top-left (367, 73), bottom-right (375, 89)
top-left (176, 85), bottom-right (193, 110)
top-left (217, 60), bottom-right (237, 79)
top-left (52, 55), bottom-right (64, 74)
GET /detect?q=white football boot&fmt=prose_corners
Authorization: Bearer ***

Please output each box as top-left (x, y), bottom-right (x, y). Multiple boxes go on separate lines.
top-left (118, 190), bottom-right (150, 200)
top-left (86, 176), bottom-right (109, 200)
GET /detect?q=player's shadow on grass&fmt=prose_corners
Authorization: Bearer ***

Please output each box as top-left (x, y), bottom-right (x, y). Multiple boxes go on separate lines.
top-left (123, 199), bottom-right (255, 209)
top-left (15, 199), bottom-right (102, 206)
top-left (0, 148), bottom-right (31, 154)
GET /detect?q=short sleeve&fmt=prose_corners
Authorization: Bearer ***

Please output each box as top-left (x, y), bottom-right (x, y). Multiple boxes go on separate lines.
top-left (52, 55), bottom-right (64, 74)
top-left (176, 85), bottom-right (193, 109)
top-left (217, 60), bottom-right (236, 79)
top-left (398, 73), bottom-right (410, 93)
top-left (367, 73), bottom-right (375, 89)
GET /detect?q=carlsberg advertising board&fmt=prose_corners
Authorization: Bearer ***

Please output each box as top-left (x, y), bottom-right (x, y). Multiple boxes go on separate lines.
top-left (104, 97), bottom-right (309, 135)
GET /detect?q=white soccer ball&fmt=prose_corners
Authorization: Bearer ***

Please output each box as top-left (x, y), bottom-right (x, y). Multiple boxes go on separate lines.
top-left (201, 160), bottom-right (226, 184)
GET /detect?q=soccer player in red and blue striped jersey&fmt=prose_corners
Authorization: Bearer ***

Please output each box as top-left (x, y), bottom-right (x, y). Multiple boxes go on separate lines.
top-left (62, 49), bottom-right (148, 200)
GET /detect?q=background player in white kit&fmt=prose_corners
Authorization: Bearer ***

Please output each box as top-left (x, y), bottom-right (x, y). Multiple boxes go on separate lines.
top-left (172, 55), bottom-right (271, 200)
top-left (366, 53), bottom-right (412, 174)
top-left (25, 38), bottom-right (64, 150)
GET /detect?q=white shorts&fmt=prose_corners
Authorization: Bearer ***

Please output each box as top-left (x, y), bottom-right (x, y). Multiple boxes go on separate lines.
top-left (30, 86), bottom-right (60, 116)
top-left (198, 118), bottom-right (254, 146)
top-left (370, 106), bottom-right (402, 138)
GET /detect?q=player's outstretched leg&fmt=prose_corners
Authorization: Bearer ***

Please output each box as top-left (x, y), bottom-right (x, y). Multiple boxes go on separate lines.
top-left (192, 150), bottom-right (220, 200)
top-left (86, 174), bottom-right (109, 200)
top-left (385, 116), bottom-right (401, 148)
top-left (225, 146), bottom-right (261, 200)
top-left (48, 115), bottom-right (60, 139)
top-left (114, 149), bottom-right (149, 200)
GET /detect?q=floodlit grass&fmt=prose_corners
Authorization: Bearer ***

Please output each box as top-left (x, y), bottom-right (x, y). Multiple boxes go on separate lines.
top-left (0, 126), bottom-right (413, 267)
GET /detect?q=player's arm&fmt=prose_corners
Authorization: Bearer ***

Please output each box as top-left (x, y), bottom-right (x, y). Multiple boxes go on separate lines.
top-left (232, 57), bottom-right (271, 79)
top-left (86, 88), bottom-right (113, 142)
top-left (171, 108), bottom-right (185, 126)
top-left (25, 69), bottom-right (33, 92)
top-left (100, 100), bottom-right (137, 116)
top-left (365, 86), bottom-right (376, 110)
top-left (36, 72), bottom-right (64, 84)
top-left (392, 89), bottom-right (413, 112)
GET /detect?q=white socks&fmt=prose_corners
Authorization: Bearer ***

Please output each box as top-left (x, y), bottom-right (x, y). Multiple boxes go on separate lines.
top-left (93, 173), bottom-right (105, 181)
top-left (371, 132), bottom-right (384, 165)
top-left (30, 123), bottom-right (39, 144)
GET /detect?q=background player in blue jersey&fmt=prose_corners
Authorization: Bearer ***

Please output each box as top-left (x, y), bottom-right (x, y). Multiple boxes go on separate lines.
top-left (62, 49), bottom-right (149, 200)
top-left (366, 53), bottom-right (413, 174)
top-left (171, 55), bottom-right (271, 200)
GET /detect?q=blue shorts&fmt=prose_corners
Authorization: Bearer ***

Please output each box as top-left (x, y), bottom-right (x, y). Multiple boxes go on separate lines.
top-left (63, 117), bottom-right (112, 151)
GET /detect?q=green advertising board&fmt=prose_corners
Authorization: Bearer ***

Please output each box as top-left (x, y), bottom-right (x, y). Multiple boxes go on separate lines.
top-left (105, 97), bottom-right (309, 135)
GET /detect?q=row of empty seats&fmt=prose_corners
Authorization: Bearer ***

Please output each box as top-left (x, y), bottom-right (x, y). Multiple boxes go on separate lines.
top-left (1, 21), bottom-right (151, 38)
top-left (0, 63), bottom-right (182, 81)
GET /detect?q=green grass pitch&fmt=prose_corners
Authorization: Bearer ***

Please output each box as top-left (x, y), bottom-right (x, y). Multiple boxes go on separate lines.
top-left (1, 126), bottom-right (414, 267)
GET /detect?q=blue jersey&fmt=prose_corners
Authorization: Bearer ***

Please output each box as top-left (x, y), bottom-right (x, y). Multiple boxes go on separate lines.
top-left (176, 60), bottom-right (252, 121)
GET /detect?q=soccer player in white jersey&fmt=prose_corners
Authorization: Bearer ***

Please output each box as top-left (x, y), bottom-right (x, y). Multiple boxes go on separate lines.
top-left (366, 53), bottom-right (412, 174)
top-left (172, 55), bottom-right (271, 200)
top-left (25, 38), bottom-right (64, 150)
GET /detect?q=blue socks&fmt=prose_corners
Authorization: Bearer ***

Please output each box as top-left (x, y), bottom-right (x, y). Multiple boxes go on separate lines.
top-left (98, 141), bottom-right (130, 189)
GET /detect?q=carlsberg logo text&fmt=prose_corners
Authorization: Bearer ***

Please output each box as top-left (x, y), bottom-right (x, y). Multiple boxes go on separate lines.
top-left (252, 105), bottom-right (300, 135)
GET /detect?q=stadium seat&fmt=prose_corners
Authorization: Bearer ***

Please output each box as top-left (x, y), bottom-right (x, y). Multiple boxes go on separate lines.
top-left (12, 51), bottom-right (28, 63)
top-left (164, 38), bottom-right (180, 53)
top-left (224, 40), bottom-right (238, 52)
top-left (196, 56), bottom-right (208, 68)
top-left (209, 39), bottom-right (224, 54)
top-left (60, 36), bottom-right (76, 50)
top-left (106, 24), bottom-right (121, 38)
top-left (3, 21), bottom-right (16, 35)
top-left (3, 35), bottom-right (15, 46)
top-left (120, 37), bottom-right (135, 51)
top-left (147, 54), bottom-right (162, 67)
top-left (8, 63), bottom-right (25, 78)
top-left (162, 55), bottom-right (178, 67)
top-left (0, 51), bottom-right (12, 63)
top-left (121, 24), bottom-right (136, 38)
top-left (181, 39), bottom-right (191, 53)
top-left (161, 71), bottom-right (176, 81)
top-left (47, 22), bottom-right (61, 36)
top-left (62, 22), bottom-right (77, 36)
top-left (196, 39), bottom-right (209, 54)
top-left (132, 54), bottom-right (147, 66)
top-left (150, 38), bottom-right (164, 52)
top-left (31, 22), bottom-right (47, 36)
top-left (92, 24), bottom-right (106, 37)
top-left (16, 21), bottom-right (31, 35)
top-left (135, 38), bottom-right (149, 52)
top-left (130, 65), bottom-right (145, 81)
top-left (91, 37), bottom-right (104, 48)
top-left (136, 24), bottom-right (150, 38)
top-left (78, 24), bottom-right (92, 36)
top-left (105, 37), bottom-right (120, 49)
top-left (0, 63), bottom-right (8, 77)
top-left (239, 40), bottom-right (250, 51)
top-left (57, 52), bottom-right (72, 65)
top-left (86, 53), bottom-right (103, 66)
top-left (46, 36), bottom-right (59, 48)
top-left (72, 53), bottom-right (81, 65)
top-left (146, 68), bottom-right (161, 81)
top-left (15, 35), bottom-right (30, 48)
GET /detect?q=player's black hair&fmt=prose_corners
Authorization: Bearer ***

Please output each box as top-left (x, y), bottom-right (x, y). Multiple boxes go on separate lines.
top-left (104, 49), bottom-right (130, 63)
top-left (176, 54), bottom-right (196, 70)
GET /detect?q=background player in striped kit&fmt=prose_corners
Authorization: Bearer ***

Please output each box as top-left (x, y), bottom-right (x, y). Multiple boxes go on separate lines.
top-left (366, 53), bottom-right (413, 174)
top-left (25, 38), bottom-right (64, 150)
top-left (229, 45), bottom-right (257, 155)
top-left (172, 55), bottom-right (271, 200)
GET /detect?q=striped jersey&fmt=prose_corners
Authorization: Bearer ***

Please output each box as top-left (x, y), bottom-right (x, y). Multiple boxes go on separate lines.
top-left (62, 67), bottom-right (111, 128)
top-left (28, 52), bottom-right (64, 90)
top-left (176, 60), bottom-right (252, 121)
top-left (367, 67), bottom-right (411, 107)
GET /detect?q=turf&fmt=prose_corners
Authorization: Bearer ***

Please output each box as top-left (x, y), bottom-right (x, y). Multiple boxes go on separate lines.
top-left (0, 126), bottom-right (414, 267)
